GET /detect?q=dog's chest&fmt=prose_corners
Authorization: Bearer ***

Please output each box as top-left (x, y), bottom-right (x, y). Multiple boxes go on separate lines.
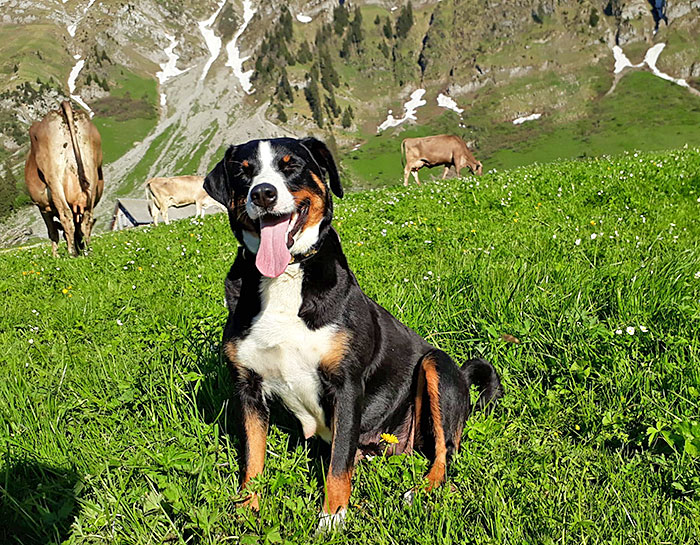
top-left (237, 265), bottom-right (333, 441)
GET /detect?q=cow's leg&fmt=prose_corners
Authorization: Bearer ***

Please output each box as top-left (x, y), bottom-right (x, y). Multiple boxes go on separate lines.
top-left (412, 169), bottom-right (421, 186)
top-left (40, 210), bottom-right (60, 257)
top-left (163, 206), bottom-right (170, 225)
top-left (403, 163), bottom-right (412, 187)
top-left (441, 166), bottom-right (451, 180)
top-left (52, 196), bottom-right (77, 256)
top-left (196, 201), bottom-right (203, 219)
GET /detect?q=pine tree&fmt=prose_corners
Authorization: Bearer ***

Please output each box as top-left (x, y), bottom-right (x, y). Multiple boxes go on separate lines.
top-left (304, 74), bottom-right (323, 128)
top-left (341, 107), bottom-right (353, 128)
top-left (275, 102), bottom-right (288, 123)
top-left (383, 17), bottom-right (393, 39)
top-left (278, 70), bottom-right (294, 103)
top-left (396, 3), bottom-right (414, 39)
top-left (297, 41), bottom-right (312, 63)
top-left (349, 7), bottom-right (364, 51)
top-left (333, 4), bottom-right (349, 35)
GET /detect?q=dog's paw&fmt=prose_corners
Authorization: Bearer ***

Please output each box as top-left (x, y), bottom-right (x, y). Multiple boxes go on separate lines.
top-left (402, 489), bottom-right (415, 506)
top-left (315, 509), bottom-right (347, 535)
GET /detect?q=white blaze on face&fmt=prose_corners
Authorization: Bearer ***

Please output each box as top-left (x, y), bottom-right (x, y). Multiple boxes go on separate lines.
top-left (246, 141), bottom-right (295, 219)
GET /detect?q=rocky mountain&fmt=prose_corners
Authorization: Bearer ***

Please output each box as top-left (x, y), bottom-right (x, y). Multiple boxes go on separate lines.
top-left (1, 0), bottom-right (699, 246)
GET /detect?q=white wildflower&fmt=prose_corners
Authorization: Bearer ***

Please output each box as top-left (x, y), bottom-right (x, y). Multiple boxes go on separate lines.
top-left (626, 326), bottom-right (635, 335)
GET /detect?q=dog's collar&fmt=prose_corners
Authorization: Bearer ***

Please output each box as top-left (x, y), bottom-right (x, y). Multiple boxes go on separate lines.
top-left (288, 247), bottom-right (319, 265)
top-left (241, 246), bottom-right (319, 266)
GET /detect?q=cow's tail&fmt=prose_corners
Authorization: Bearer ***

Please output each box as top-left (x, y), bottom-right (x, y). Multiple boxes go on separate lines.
top-left (60, 100), bottom-right (89, 193)
top-left (400, 139), bottom-right (407, 167)
top-left (146, 181), bottom-right (155, 217)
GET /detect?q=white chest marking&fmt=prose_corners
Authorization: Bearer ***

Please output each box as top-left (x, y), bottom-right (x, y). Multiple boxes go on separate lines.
top-left (237, 264), bottom-right (334, 441)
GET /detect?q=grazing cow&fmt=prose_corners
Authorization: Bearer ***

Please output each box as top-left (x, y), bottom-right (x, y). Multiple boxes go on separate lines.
top-left (401, 134), bottom-right (483, 186)
top-left (146, 175), bottom-right (223, 225)
top-left (24, 101), bottom-right (104, 256)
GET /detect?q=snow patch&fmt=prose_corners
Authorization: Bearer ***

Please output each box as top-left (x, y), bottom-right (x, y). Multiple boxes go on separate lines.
top-left (225, 0), bottom-right (257, 94)
top-left (378, 89), bottom-right (426, 132)
top-left (644, 43), bottom-right (689, 87)
top-left (156, 34), bottom-right (187, 106)
top-left (66, 0), bottom-right (96, 38)
top-left (613, 43), bottom-right (688, 88)
top-left (198, 0), bottom-right (228, 82)
top-left (67, 56), bottom-right (93, 117)
top-left (513, 113), bottom-right (541, 125)
top-left (296, 13), bottom-right (312, 23)
top-left (437, 93), bottom-right (464, 114)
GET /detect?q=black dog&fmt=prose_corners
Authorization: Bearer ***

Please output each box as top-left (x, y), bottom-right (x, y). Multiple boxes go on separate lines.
top-left (204, 137), bottom-right (502, 531)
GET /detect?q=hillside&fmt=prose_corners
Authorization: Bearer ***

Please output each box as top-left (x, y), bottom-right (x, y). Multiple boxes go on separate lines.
top-left (1, 148), bottom-right (699, 543)
top-left (1, 0), bottom-right (700, 245)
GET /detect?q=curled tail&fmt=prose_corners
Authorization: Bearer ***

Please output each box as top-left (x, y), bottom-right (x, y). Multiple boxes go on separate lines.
top-left (461, 358), bottom-right (503, 412)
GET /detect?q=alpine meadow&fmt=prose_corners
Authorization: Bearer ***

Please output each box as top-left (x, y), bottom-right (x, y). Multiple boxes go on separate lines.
top-left (2, 149), bottom-right (700, 543)
top-left (3, 0), bottom-right (700, 543)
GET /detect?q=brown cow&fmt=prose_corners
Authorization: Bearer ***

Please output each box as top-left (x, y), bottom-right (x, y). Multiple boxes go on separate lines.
top-left (401, 134), bottom-right (483, 186)
top-left (24, 101), bottom-right (104, 256)
top-left (146, 175), bottom-right (223, 225)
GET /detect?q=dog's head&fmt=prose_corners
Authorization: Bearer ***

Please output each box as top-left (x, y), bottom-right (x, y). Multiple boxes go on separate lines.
top-left (204, 137), bottom-right (343, 278)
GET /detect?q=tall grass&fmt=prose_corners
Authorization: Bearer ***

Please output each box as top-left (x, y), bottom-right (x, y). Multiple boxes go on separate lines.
top-left (1, 149), bottom-right (699, 544)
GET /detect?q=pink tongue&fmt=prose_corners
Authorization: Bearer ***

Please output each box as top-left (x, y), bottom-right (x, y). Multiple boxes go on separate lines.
top-left (256, 215), bottom-right (292, 278)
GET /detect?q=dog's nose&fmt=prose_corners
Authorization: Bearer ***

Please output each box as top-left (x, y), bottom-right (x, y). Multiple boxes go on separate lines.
top-left (250, 183), bottom-right (278, 209)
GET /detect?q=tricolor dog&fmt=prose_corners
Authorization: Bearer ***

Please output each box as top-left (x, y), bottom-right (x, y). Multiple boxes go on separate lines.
top-left (204, 137), bottom-right (502, 530)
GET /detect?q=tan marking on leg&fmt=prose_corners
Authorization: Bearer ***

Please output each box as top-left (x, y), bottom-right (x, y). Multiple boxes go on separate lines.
top-left (241, 411), bottom-right (267, 510)
top-left (324, 470), bottom-right (352, 514)
top-left (414, 364), bottom-right (426, 447)
top-left (423, 356), bottom-right (447, 491)
top-left (319, 330), bottom-right (350, 375)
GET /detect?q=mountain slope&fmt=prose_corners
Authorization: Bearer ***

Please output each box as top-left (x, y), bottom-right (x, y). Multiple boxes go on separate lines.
top-left (1, 0), bottom-right (699, 245)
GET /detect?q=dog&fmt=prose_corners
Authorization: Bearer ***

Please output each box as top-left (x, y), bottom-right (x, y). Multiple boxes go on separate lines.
top-left (204, 137), bottom-right (502, 531)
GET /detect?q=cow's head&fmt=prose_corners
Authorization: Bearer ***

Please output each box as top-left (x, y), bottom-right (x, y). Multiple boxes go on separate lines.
top-left (204, 137), bottom-right (343, 278)
top-left (473, 160), bottom-right (483, 176)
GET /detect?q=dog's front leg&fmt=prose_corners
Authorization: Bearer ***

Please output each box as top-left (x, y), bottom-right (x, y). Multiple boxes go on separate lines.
top-left (233, 367), bottom-right (269, 511)
top-left (318, 381), bottom-right (362, 533)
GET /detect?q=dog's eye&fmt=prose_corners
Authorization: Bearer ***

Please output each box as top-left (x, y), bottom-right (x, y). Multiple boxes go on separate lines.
top-left (232, 159), bottom-right (255, 177)
top-left (279, 155), bottom-right (298, 172)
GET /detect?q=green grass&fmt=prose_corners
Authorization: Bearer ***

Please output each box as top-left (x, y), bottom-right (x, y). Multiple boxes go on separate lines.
top-left (343, 71), bottom-right (700, 188)
top-left (92, 68), bottom-right (159, 165)
top-left (1, 148), bottom-right (700, 543)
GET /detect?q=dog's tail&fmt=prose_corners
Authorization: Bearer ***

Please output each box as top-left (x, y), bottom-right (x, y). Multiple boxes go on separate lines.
top-left (461, 358), bottom-right (503, 412)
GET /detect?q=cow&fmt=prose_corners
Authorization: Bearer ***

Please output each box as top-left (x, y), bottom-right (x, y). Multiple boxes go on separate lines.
top-left (146, 175), bottom-right (223, 225)
top-left (24, 101), bottom-right (104, 256)
top-left (400, 134), bottom-right (483, 187)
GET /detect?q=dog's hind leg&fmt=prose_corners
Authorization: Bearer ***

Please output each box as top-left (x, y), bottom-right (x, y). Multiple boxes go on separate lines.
top-left (415, 349), bottom-right (470, 491)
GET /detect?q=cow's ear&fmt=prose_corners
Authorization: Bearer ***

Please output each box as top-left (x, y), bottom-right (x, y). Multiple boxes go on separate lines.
top-left (204, 146), bottom-right (235, 208)
top-left (300, 137), bottom-right (343, 198)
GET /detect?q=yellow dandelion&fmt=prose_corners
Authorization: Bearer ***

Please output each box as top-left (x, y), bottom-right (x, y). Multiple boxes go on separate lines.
top-left (590, 220), bottom-right (596, 225)
top-left (62, 288), bottom-right (68, 294)
top-left (470, 229), bottom-right (476, 233)
top-left (514, 218), bottom-right (518, 223)
top-left (68, 293), bottom-right (72, 298)
top-left (436, 227), bottom-right (442, 232)
top-left (138, 266), bottom-right (143, 271)
top-left (381, 433), bottom-right (399, 445)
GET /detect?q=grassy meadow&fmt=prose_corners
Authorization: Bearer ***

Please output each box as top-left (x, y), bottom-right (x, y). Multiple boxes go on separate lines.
top-left (1, 148), bottom-right (700, 544)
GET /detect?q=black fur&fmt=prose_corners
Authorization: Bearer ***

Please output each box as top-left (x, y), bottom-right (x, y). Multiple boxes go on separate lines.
top-left (206, 137), bottom-right (502, 517)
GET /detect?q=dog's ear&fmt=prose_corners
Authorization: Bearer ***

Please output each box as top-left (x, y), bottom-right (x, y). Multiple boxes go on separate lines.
top-left (300, 137), bottom-right (343, 198)
top-left (204, 146), bottom-right (235, 208)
